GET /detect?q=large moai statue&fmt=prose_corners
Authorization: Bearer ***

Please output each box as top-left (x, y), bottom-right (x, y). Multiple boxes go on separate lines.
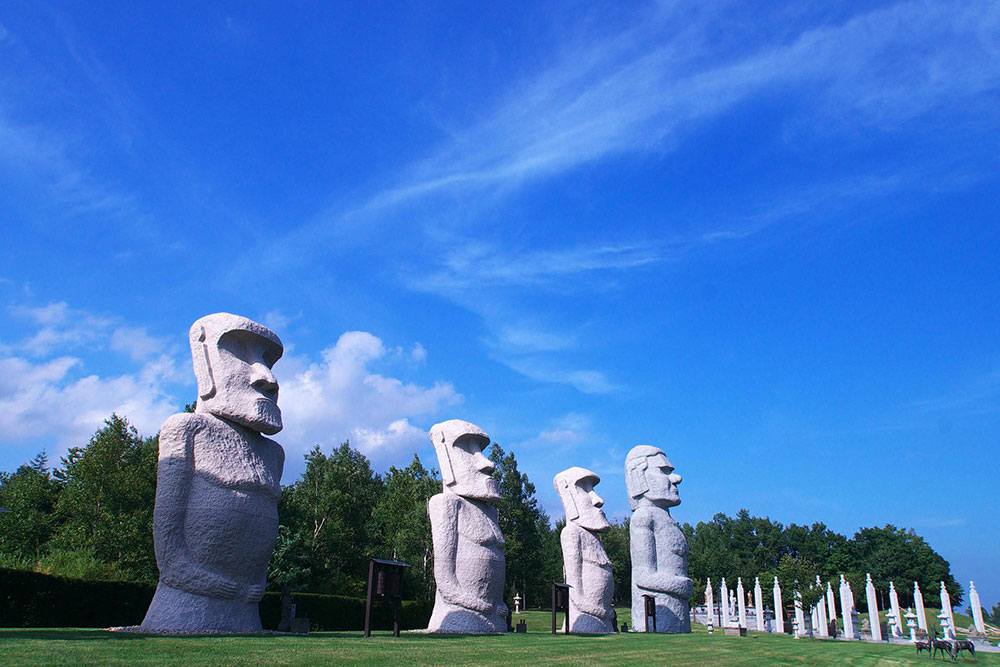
top-left (554, 467), bottom-right (615, 633)
top-left (625, 445), bottom-right (692, 633)
top-left (140, 313), bottom-right (285, 633)
top-left (426, 420), bottom-right (508, 633)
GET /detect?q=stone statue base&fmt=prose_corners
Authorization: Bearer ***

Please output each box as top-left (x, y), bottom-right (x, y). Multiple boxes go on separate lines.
top-left (630, 588), bottom-right (691, 633)
top-left (427, 592), bottom-right (507, 634)
top-left (140, 583), bottom-right (262, 634)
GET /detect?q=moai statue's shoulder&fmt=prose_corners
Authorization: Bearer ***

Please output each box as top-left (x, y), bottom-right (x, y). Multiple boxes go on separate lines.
top-left (428, 492), bottom-right (462, 522)
top-left (157, 412), bottom-right (213, 458)
top-left (630, 505), bottom-right (655, 529)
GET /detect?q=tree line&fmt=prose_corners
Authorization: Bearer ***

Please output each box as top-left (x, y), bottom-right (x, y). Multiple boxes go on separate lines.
top-left (1, 414), bottom-right (988, 621)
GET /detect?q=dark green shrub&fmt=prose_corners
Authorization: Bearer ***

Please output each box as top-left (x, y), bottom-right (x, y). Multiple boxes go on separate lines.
top-left (1, 568), bottom-right (433, 630)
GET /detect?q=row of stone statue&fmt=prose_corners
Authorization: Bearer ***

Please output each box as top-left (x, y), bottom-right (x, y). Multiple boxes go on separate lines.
top-left (701, 573), bottom-right (988, 641)
top-left (135, 314), bottom-right (693, 634)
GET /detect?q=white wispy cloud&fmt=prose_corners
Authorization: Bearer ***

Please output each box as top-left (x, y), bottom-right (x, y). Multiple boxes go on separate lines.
top-left (271, 330), bottom-right (463, 472)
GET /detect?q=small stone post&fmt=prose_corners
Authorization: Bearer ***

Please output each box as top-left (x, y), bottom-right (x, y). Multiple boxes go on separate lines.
top-left (826, 581), bottom-right (837, 635)
top-left (888, 581), bottom-right (902, 637)
top-left (913, 581), bottom-right (927, 632)
top-left (737, 577), bottom-right (747, 629)
top-left (773, 576), bottom-right (784, 634)
top-left (840, 575), bottom-right (855, 639)
top-left (754, 577), bottom-right (765, 633)
top-left (970, 581), bottom-right (985, 634)
top-left (721, 578), bottom-right (730, 628)
top-left (865, 573), bottom-right (882, 641)
top-left (939, 582), bottom-right (955, 639)
top-left (705, 577), bottom-right (714, 632)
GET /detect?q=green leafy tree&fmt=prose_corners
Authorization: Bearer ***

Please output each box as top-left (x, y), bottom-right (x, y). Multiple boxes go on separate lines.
top-left (372, 454), bottom-right (440, 600)
top-left (489, 443), bottom-right (550, 608)
top-left (600, 519), bottom-right (631, 605)
top-left (48, 415), bottom-right (158, 581)
top-left (280, 442), bottom-right (383, 594)
top-left (0, 451), bottom-right (61, 562)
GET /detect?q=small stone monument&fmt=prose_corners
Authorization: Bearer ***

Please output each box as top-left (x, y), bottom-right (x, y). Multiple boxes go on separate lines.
top-left (864, 573), bottom-right (882, 641)
top-left (140, 313), bottom-right (285, 634)
top-left (970, 581), bottom-right (985, 634)
top-left (625, 446), bottom-right (691, 633)
top-left (939, 581), bottom-right (955, 639)
top-left (754, 577), bottom-right (765, 633)
top-left (904, 607), bottom-right (917, 642)
top-left (426, 420), bottom-right (507, 633)
top-left (514, 593), bottom-right (522, 614)
top-left (914, 581), bottom-right (927, 632)
top-left (773, 577), bottom-right (784, 634)
top-left (555, 466), bottom-right (615, 633)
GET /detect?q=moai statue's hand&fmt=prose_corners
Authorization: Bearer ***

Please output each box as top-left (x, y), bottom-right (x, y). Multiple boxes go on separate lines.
top-left (216, 578), bottom-right (241, 600)
top-left (497, 602), bottom-right (509, 618)
top-left (245, 580), bottom-right (266, 602)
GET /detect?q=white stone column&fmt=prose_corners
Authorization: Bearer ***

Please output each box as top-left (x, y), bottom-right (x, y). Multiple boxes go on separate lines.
top-left (794, 591), bottom-right (805, 638)
top-left (826, 582), bottom-right (837, 633)
top-left (815, 582), bottom-right (829, 637)
top-left (939, 581), bottom-right (955, 639)
top-left (865, 573), bottom-right (882, 641)
top-left (754, 577), bottom-right (765, 632)
top-left (913, 581), bottom-right (927, 631)
top-left (970, 581), bottom-right (985, 634)
top-left (840, 575), bottom-right (855, 639)
top-left (721, 578), bottom-right (730, 628)
top-left (773, 576), bottom-right (784, 634)
top-left (888, 581), bottom-right (902, 636)
top-left (737, 577), bottom-right (747, 628)
top-left (706, 578), bottom-right (716, 630)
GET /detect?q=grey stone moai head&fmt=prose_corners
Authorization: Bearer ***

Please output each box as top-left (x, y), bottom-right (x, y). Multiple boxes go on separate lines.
top-left (429, 419), bottom-right (501, 501)
top-left (554, 466), bottom-right (611, 532)
top-left (190, 313), bottom-right (283, 435)
top-left (625, 445), bottom-right (682, 511)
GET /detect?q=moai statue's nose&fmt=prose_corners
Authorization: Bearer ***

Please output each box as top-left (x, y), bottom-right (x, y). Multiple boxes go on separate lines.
top-left (590, 491), bottom-right (604, 508)
top-left (250, 363), bottom-right (279, 396)
top-left (670, 473), bottom-right (683, 485)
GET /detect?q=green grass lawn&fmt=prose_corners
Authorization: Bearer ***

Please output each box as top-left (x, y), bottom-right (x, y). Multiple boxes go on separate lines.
top-left (0, 609), bottom-right (994, 666)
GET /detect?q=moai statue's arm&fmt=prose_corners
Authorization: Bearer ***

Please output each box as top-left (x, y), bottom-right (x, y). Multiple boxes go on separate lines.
top-left (244, 439), bottom-right (285, 603)
top-left (153, 413), bottom-right (241, 600)
top-left (561, 527), bottom-right (610, 619)
top-left (428, 494), bottom-right (494, 614)
top-left (631, 511), bottom-right (692, 598)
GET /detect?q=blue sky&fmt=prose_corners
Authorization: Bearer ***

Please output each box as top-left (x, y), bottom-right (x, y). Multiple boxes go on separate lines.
top-left (1, 1), bottom-right (998, 607)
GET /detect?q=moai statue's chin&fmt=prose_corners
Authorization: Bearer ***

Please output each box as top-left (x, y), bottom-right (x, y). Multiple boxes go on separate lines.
top-left (555, 466), bottom-right (615, 634)
top-left (425, 419), bottom-right (508, 634)
top-left (140, 313), bottom-right (285, 634)
top-left (626, 445), bottom-right (692, 633)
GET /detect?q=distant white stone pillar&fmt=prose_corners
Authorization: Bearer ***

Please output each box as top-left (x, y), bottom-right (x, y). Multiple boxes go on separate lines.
top-left (754, 577), bottom-right (765, 632)
top-left (888, 581), bottom-right (902, 636)
top-left (815, 584), bottom-right (829, 637)
top-left (865, 573), bottom-right (882, 641)
top-left (773, 576), bottom-right (784, 634)
top-left (794, 591), bottom-right (805, 638)
top-left (737, 577), bottom-right (747, 628)
top-left (705, 577), bottom-right (715, 631)
top-left (970, 581), bottom-right (985, 634)
top-left (840, 575), bottom-right (855, 639)
top-left (914, 581), bottom-right (927, 631)
top-left (939, 581), bottom-right (955, 639)
top-left (721, 578), bottom-right (731, 628)
top-left (826, 581), bottom-right (837, 633)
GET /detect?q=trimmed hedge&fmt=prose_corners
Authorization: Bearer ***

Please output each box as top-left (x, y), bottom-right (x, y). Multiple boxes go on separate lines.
top-left (0, 568), bottom-right (433, 630)
top-left (0, 568), bottom-right (155, 628)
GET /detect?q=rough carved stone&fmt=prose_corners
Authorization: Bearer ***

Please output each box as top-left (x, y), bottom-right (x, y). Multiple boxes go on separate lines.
top-left (425, 419), bottom-right (507, 633)
top-left (555, 466), bottom-right (614, 633)
top-left (625, 445), bottom-right (691, 633)
top-left (140, 313), bottom-right (285, 633)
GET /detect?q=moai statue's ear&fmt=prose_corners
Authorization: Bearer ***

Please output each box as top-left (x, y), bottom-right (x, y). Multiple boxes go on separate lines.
top-left (558, 476), bottom-right (579, 520)
top-left (630, 458), bottom-right (649, 498)
top-left (190, 324), bottom-right (216, 400)
top-left (438, 431), bottom-right (456, 487)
